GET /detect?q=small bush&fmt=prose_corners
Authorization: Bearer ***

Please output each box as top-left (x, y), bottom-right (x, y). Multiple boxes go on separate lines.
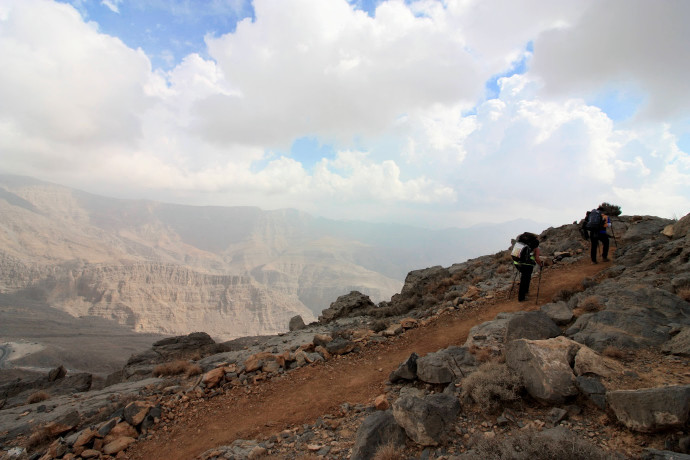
top-left (26, 390), bottom-right (50, 404)
top-left (373, 442), bottom-right (406, 460)
top-left (602, 346), bottom-right (626, 360)
top-left (578, 296), bottom-right (604, 312)
top-left (153, 360), bottom-right (203, 377)
top-left (468, 345), bottom-right (494, 363)
top-left (465, 429), bottom-right (610, 460)
top-left (496, 264), bottom-right (509, 274)
top-left (370, 319), bottom-right (388, 333)
top-left (460, 362), bottom-right (522, 412)
top-left (552, 286), bottom-right (584, 302)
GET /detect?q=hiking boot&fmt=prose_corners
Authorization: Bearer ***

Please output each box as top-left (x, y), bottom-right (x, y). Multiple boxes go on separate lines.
top-left (602, 257), bottom-right (609, 262)
top-left (591, 261), bottom-right (598, 265)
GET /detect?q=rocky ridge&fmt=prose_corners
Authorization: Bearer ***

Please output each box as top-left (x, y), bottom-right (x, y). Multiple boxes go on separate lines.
top-left (0, 213), bottom-right (689, 459)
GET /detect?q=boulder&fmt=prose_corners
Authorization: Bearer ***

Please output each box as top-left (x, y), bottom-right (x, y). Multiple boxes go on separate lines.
top-left (102, 436), bottom-right (136, 455)
top-left (392, 393), bottom-right (460, 446)
top-left (566, 287), bottom-right (690, 351)
top-left (575, 376), bottom-right (607, 410)
top-left (400, 266), bottom-right (451, 298)
top-left (389, 353), bottom-right (418, 383)
top-left (123, 400), bottom-right (154, 427)
top-left (505, 337), bottom-right (580, 404)
top-left (288, 315), bottom-right (306, 331)
top-left (351, 411), bottom-right (407, 460)
top-left (465, 311), bottom-right (561, 354)
top-left (607, 385), bottom-right (690, 432)
top-left (662, 327), bottom-right (690, 356)
top-left (318, 291), bottom-right (376, 323)
top-left (325, 338), bottom-right (356, 355)
top-left (540, 301), bottom-right (574, 326)
top-left (416, 346), bottom-right (477, 384)
top-left (573, 346), bottom-right (624, 378)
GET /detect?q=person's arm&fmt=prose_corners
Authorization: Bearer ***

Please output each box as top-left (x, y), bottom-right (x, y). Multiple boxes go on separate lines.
top-left (534, 247), bottom-right (543, 266)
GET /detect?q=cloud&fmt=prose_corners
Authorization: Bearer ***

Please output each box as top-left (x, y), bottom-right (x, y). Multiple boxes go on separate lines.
top-left (0, 0), bottom-right (688, 228)
top-left (101, 0), bottom-right (122, 13)
top-left (529, 0), bottom-right (690, 122)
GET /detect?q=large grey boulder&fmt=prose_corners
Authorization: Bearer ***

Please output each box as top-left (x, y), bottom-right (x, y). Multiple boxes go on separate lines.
top-left (464, 311), bottom-right (561, 354)
top-left (540, 301), bottom-right (574, 326)
top-left (566, 287), bottom-right (690, 351)
top-left (662, 327), bottom-right (690, 356)
top-left (400, 266), bottom-right (451, 298)
top-left (607, 385), bottom-right (690, 433)
top-left (505, 337), bottom-right (581, 405)
top-left (288, 315), bottom-right (306, 331)
top-left (392, 393), bottom-right (460, 446)
top-left (416, 346), bottom-right (477, 384)
top-left (351, 410), bottom-right (407, 460)
top-left (318, 291), bottom-right (375, 323)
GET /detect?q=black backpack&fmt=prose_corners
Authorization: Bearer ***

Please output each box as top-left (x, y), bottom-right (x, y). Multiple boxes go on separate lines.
top-left (586, 209), bottom-right (603, 231)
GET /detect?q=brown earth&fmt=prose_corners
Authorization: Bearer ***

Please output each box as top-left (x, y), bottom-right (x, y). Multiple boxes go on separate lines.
top-left (125, 257), bottom-right (687, 460)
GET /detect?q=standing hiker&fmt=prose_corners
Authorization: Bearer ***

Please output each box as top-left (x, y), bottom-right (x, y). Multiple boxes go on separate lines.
top-left (510, 232), bottom-right (543, 302)
top-left (586, 206), bottom-right (610, 264)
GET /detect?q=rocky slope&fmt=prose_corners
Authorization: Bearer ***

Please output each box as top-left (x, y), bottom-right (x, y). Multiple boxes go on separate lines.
top-left (0, 212), bottom-right (688, 459)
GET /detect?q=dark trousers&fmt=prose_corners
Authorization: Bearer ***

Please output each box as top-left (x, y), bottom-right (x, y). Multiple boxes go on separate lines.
top-left (517, 263), bottom-right (534, 301)
top-left (590, 232), bottom-right (609, 263)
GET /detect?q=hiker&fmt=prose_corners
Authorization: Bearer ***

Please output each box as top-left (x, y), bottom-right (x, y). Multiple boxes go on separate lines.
top-left (586, 206), bottom-right (610, 264)
top-left (511, 232), bottom-right (543, 302)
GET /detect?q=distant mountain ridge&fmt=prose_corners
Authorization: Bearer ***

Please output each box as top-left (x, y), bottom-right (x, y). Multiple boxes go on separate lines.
top-left (0, 174), bottom-right (543, 340)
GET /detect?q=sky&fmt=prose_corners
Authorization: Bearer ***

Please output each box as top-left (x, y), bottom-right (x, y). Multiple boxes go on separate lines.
top-left (0, 0), bottom-right (689, 229)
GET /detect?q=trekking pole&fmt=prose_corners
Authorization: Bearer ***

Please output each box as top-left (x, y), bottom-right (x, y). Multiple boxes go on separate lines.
top-left (535, 265), bottom-right (544, 305)
top-left (508, 266), bottom-right (519, 299)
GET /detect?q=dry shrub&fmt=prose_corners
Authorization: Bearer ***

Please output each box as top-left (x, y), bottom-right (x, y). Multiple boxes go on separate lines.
top-left (460, 362), bottom-right (522, 412)
top-left (496, 264), bottom-right (509, 274)
top-left (465, 429), bottom-right (610, 460)
top-left (578, 296), bottom-right (604, 312)
top-left (602, 346), bottom-right (626, 360)
top-left (370, 319), bottom-right (388, 333)
top-left (153, 360), bottom-right (202, 377)
top-left (552, 286), bottom-right (584, 302)
top-left (26, 390), bottom-right (50, 404)
top-left (468, 345), bottom-right (494, 363)
top-left (373, 442), bottom-right (406, 460)
top-left (677, 287), bottom-right (690, 302)
top-left (27, 425), bottom-right (53, 449)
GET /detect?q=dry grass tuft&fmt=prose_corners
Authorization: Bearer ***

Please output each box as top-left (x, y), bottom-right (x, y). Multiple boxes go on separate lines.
top-left (578, 296), bottom-right (604, 313)
top-left (27, 425), bottom-right (53, 449)
top-left (496, 264), bottom-right (509, 274)
top-left (552, 286), bottom-right (584, 302)
top-left (465, 429), bottom-right (610, 460)
top-left (460, 362), bottom-right (522, 412)
top-left (602, 346), bottom-right (627, 360)
top-left (153, 360), bottom-right (203, 378)
top-left (373, 442), bottom-right (407, 460)
top-left (26, 390), bottom-right (50, 404)
top-left (468, 345), bottom-right (495, 363)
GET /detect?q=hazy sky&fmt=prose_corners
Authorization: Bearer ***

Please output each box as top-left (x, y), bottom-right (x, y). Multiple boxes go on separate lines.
top-left (1, 0), bottom-right (688, 228)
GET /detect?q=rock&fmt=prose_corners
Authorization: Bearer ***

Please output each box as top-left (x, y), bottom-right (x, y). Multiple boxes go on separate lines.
top-left (72, 427), bottom-right (99, 448)
top-left (202, 367), bottom-right (227, 389)
top-left (671, 213), bottom-right (690, 240)
top-left (48, 365), bottom-right (67, 382)
top-left (607, 385), bottom-right (690, 432)
top-left (416, 346), bottom-right (477, 384)
top-left (382, 323), bottom-right (403, 337)
top-left (374, 394), bottom-right (389, 410)
top-left (351, 411), bottom-right (407, 460)
top-left (102, 436), bottom-right (136, 455)
top-left (325, 338), bottom-right (356, 355)
top-left (392, 393), bottom-right (461, 446)
top-left (400, 266), bottom-right (451, 298)
top-left (505, 337), bottom-right (580, 404)
top-left (103, 422), bottom-right (138, 444)
top-left (389, 352), bottom-right (418, 383)
top-left (313, 334), bottom-right (333, 347)
top-left (464, 311), bottom-right (561, 355)
top-left (123, 401), bottom-right (154, 427)
top-left (566, 287), bottom-right (690, 351)
top-left (662, 327), bottom-right (690, 356)
top-left (642, 449), bottom-right (690, 460)
top-left (289, 315), bottom-right (306, 331)
top-left (540, 301), bottom-right (574, 326)
top-left (575, 376), bottom-right (607, 410)
top-left (80, 449), bottom-right (100, 459)
top-left (573, 346), bottom-right (625, 378)
top-left (319, 291), bottom-right (376, 323)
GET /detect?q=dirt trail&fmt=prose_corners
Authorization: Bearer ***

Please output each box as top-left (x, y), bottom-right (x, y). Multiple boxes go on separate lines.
top-left (128, 259), bottom-right (607, 460)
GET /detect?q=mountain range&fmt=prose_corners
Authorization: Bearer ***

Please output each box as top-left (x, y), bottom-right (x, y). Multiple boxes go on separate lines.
top-left (0, 174), bottom-right (542, 343)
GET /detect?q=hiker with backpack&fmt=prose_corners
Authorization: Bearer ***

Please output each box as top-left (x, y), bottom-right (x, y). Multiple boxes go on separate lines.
top-left (510, 232), bottom-right (543, 302)
top-left (585, 206), bottom-right (610, 264)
